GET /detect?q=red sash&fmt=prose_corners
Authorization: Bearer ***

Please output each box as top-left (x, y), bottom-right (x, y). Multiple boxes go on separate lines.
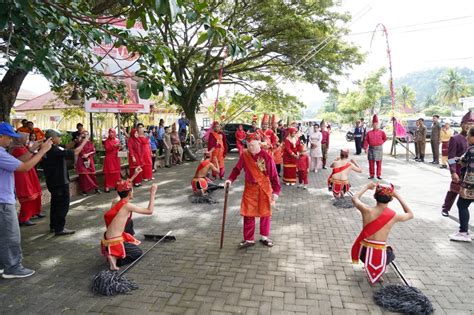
top-left (327, 163), bottom-right (351, 187)
top-left (242, 151), bottom-right (273, 201)
top-left (351, 208), bottom-right (395, 283)
top-left (194, 160), bottom-right (210, 177)
top-left (103, 198), bottom-right (140, 245)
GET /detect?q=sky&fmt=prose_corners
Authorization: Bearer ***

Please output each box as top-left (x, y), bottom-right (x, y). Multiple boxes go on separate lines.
top-left (20, 0), bottom-right (474, 115)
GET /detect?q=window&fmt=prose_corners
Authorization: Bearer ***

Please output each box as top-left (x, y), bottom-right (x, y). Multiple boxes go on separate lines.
top-left (202, 118), bottom-right (210, 127)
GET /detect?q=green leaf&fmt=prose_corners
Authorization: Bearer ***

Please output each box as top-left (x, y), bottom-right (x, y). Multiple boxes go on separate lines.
top-left (126, 17), bottom-right (136, 29)
top-left (196, 32), bottom-right (208, 45)
top-left (169, 0), bottom-right (179, 21)
top-left (138, 81), bottom-right (152, 99)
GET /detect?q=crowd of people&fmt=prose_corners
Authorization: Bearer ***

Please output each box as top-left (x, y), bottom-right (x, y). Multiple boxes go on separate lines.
top-left (0, 112), bottom-right (193, 278)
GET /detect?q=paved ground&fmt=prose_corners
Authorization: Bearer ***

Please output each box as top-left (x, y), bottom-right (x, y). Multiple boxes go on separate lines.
top-left (1, 132), bottom-right (473, 314)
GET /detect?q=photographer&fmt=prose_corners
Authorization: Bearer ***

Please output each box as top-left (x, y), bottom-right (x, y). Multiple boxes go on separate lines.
top-left (41, 129), bottom-right (89, 236)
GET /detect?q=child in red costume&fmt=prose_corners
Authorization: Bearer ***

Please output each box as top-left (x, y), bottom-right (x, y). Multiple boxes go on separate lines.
top-left (296, 145), bottom-right (309, 189)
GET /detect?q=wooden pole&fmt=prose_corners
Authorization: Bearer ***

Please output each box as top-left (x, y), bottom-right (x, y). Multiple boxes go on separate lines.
top-left (220, 183), bottom-right (230, 249)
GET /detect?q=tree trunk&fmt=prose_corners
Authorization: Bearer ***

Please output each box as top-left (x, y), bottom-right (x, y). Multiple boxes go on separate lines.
top-left (183, 106), bottom-right (199, 142)
top-left (0, 68), bottom-right (28, 123)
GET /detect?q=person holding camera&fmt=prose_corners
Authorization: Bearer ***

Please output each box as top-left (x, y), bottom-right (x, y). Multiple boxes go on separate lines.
top-left (0, 123), bottom-right (52, 278)
top-left (42, 129), bottom-right (89, 236)
top-left (441, 111), bottom-right (474, 217)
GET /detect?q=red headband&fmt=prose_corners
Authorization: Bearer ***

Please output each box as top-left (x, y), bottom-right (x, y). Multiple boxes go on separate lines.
top-left (375, 183), bottom-right (394, 197)
top-left (246, 132), bottom-right (261, 142)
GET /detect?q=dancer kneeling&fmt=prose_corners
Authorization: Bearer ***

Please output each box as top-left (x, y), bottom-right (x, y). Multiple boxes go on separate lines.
top-left (192, 153), bottom-right (222, 196)
top-left (328, 149), bottom-right (362, 198)
top-left (101, 167), bottom-right (157, 270)
top-left (351, 183), bottom-right (413, 284)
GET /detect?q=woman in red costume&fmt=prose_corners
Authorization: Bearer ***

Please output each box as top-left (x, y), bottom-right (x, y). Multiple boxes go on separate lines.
top-left (128, 128), bottom-right (143, 186)
top-left (76, 130), bottom-right (100, 195)
top-left (282, 127), bottom-right (300, 185)
top-left (103, 128), bottom-right (122, 192)
top-left (137, 123), bottom-right (154, 181)
top-left (207, 121), bottom-right (227, 179)
top-left (235, 124), bottom-right (247, 155)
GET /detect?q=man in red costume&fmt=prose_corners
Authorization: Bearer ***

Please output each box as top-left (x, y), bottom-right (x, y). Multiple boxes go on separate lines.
top-left (191, 153), bottom-right (221, 196)
top-left (351, 182), bottom-right (413, 284)
top-left (320, 120), bottom-right (330, 169)
top-left (441, 110), bottom-right (474, 217)
top-left (101, 168), bottom-right (156, 270)
top-left (235, 125), bottom-right (247, 155)
top-left (328, 149), bottom-right (362, 198)
top-left (226, 133), bottom-right (281, 248)
top-left (103, 128), bottom-right (122, 193)
top-left (259, 114), bottom-right (278, 156)
top-left (207, 121), bottom-right (227, 179)
top-left (10, 133), bottom-right (44, 226)
top-left (363, 115), bottom-right (387, 180)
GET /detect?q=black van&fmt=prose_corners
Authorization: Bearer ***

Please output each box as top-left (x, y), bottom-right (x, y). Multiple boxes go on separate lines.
top-left (222, 123), bottom-right (253, 152)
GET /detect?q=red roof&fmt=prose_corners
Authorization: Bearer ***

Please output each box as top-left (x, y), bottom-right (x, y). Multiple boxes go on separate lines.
top-left (14, 91), bottom-right (76, 112)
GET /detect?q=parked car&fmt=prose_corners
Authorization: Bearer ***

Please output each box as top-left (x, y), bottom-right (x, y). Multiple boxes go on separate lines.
top-left (222, 123), bottom-right (253, 152)
top-left (404, 119), bottom-right (433, 140)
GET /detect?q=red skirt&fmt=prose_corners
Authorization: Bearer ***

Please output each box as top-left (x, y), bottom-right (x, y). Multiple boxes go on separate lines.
top-left (104, 172), bottom-right (121, 190)
top-left (142, 165), bottom-right (153, 180)
top-left (283, 154), bottom-right (297, 183)
top-left (129, 167), bottom-right (143, 184)
top-left (79, 174), bottom-right (98, 192)
top-left (441, 141), bottom-right (449, 157)
top-left (18, 196), bottom-right (42, 223)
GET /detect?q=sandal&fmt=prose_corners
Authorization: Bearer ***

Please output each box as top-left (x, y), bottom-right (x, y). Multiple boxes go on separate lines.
top-left (239, 240), bottom-right (255, 249)
top-left (259, 238), bottom-right (274, 247)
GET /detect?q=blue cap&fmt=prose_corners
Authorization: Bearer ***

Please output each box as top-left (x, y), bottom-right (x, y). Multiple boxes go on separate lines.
top-left (0, 122), bottom-right (21, 138)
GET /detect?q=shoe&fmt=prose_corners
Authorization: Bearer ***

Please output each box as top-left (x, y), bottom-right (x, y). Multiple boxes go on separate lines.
top-left (259, 238), bottom-right (274, 247)
top-left (297, 185), bottom-right (301, 188)
top-left (441, 210), bottom-right (449, 217)
top-left (439, 165), bottom-right (447, 169)
top-left (377, 177), bottom-right (382, 180)
top-left (20, 220), bottom-right (36, 227)
top-left (0, 269), bottom-right (3, 274)
top-left (322, 167), bottom-right (327, 169)
top-left (285, 183), bottom-right (290, 186)
top-left (2, 267), bottom-right (35, 279)
top-left (81, 192), bottom-right (87, 196)
top-left (55, 228), bottom-right (76, 236)
top-left (303, 185), bottom-right (308, 190)
top-left (449, 231), bottom-right (472, 242)
top-left (95, 189), bottom-right (101, 194)
top-left (165, 165), bottom-right (171, 168)
top-left (239, 240), bottom-right (255, 248)
top-left (143, 179), bottom-right (149, 182)
top-left (134, 183), bottom-right (141, 187)
top-left (104, 189), bottom-right (110, 193)
top-left (368, 176), bottom-right (374, 179)
top-left (35, 213), bottom-right (46, 219)
top-left (290, 183), bottom-right (295, 186)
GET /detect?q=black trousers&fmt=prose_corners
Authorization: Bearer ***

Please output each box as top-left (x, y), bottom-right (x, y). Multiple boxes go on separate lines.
top-left (456, 197), bottom-right (472, 233)
top-left (49, 184), bottom-right (70, 232)
top-left (117, 243), bottom-right (143, 266)
top-left (355, 137), bottom-right (362, 154)
top-left (276, 164), bottom-right (281, 176)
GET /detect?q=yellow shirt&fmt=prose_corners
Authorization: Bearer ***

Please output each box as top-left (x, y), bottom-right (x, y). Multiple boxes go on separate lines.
top-left (440, 129), bottom-right (454, 142)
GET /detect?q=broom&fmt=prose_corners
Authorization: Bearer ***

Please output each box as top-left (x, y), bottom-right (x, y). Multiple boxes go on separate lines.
top-left (373, 261), bottom-right (434, 314)
top-left (92, 231), bottom-right (173, 296)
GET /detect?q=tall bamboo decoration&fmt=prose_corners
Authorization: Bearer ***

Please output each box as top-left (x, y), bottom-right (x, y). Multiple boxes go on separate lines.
top-left (371, 23), bottom-right (397, 156)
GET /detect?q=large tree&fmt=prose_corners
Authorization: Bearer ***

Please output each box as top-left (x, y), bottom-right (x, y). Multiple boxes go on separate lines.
top-left (395, 85), bottom-right (416, 111)
top-left (144, 0), bottom-right (363, 137)
top-left (0, 0), bottom-right (229, 122)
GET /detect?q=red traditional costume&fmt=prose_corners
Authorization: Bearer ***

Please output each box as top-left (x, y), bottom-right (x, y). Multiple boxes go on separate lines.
top-left (100, 194), bottom-right (141, 259)
top-left (12, 146), bottom-right (42, 223)
top-left (296, 152), bottom-right (309, 185)
top-left (363, 115), bottom-right (387, 178)
top-left (282, 127), bottom-right (299, 184)
top-left (321, 122), bottom-right (330, 168)
top-left (103, 129), bottom-right (122, 190)
top-left (227, 133), bottom-right (281, 242)
top-left (207, 122), bottom-right (227, 179)
top-left (76, 137), bottom-right (99, 193)
top-left (128, 129), bottom-right (143, 185)
top-left (273, 143), bottom-right (283, 175)
top-left (235, 126), bottom-right (247, 155)
top-left (191, 159), bottom-right (213, 195)
top-left (351, 207), bottom-right (396, 284)
top-left (140, 134), bottom-right (153, 180)
top-left (327, 163), bottom-right (352, 198)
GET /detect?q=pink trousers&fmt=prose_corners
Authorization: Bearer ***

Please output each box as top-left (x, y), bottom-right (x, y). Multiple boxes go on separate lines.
top-left (243, 216), bottom-right (271, 241)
